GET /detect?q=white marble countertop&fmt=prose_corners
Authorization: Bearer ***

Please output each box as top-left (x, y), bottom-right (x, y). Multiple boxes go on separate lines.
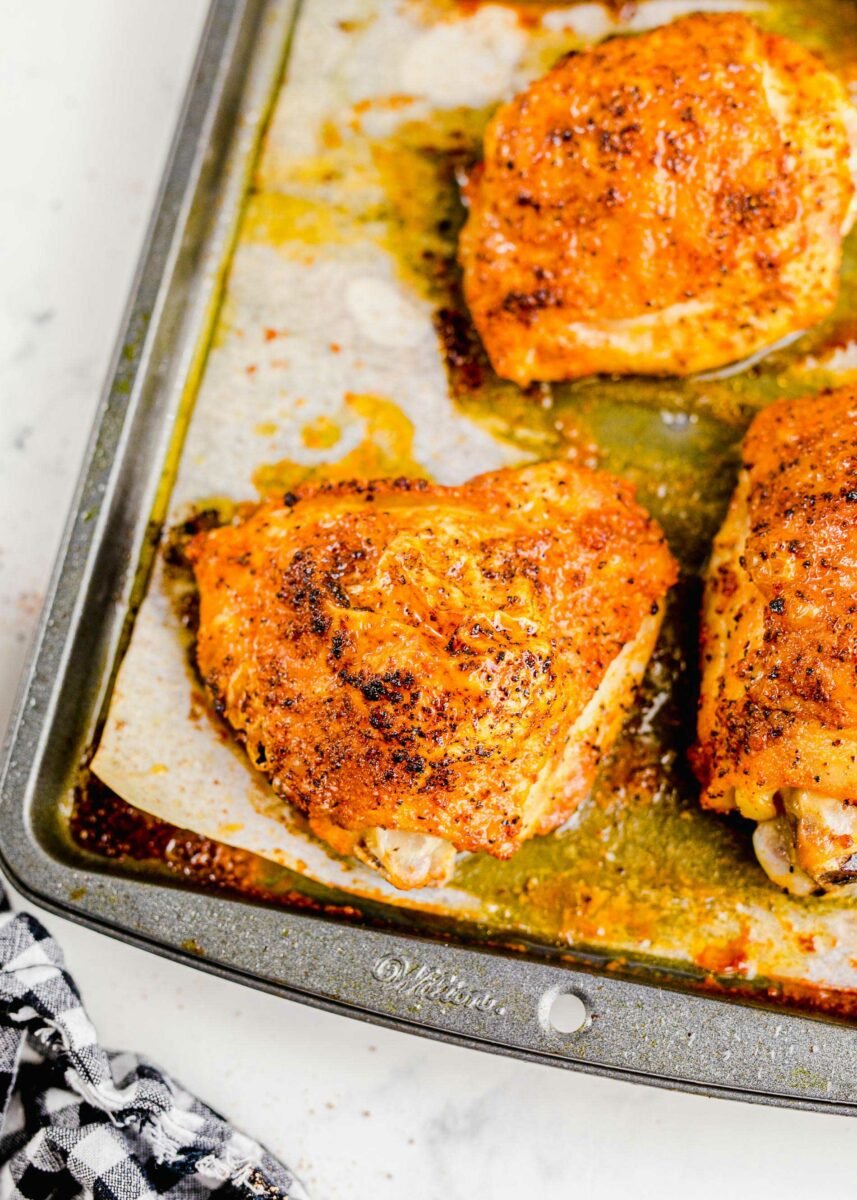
top-left (2, 4), bottom-right (856, 1197)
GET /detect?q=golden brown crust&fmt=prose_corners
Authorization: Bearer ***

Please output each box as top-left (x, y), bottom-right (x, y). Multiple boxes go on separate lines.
top-left (459, 13), bottom-right (857, 384)
top-left (693, 386), bottom-right (857, 811)
top-left (188, 463), bottom-right (676, 859)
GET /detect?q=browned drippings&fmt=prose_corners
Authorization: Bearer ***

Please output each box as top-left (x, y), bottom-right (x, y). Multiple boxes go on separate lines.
top-left (71, 773), bottom-right (365, 921)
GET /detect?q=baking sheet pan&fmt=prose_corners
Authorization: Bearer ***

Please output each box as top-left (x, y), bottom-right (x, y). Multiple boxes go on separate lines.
top-left (93, 0), bottom-right (857, 993)
top-left (5, 0), bottom-right (857, 1111)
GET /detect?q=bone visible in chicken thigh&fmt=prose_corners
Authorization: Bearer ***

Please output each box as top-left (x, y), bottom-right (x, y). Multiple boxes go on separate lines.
top-left (187, 463), bottom-right (677, 889)
top-left (459, 13), bottom-right (857, 385)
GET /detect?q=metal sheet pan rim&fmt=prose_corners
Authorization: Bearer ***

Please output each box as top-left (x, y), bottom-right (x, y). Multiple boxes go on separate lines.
top-left (6, 838), bottom-right (857, 1117)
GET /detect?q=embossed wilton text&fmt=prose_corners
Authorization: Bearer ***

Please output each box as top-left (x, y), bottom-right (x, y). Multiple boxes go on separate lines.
top-left (370, 954), bottom-right (506, 1016)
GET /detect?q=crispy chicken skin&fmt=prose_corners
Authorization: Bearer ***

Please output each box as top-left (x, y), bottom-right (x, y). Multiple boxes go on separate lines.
top-left (187, 463), bottom-right (676, 889)
top-left (459, 13), bottom-right (857, 386)
top-left (692, 387), bottom-right (857, 894)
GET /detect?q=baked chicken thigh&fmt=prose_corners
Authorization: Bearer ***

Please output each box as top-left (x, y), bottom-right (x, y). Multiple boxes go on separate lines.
top-left (188, 463), bottom-right (676, 889)
top-left (459, 13), bottom-right (857, 385)
top-left (693, 386), bottom-right (857, 895)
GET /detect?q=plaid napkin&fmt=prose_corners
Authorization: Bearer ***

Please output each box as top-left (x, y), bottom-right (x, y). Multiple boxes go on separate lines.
top-left (0, 890), bottom-right (308, 1199)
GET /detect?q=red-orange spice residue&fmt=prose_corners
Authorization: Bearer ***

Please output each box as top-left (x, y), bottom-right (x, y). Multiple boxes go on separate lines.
top-left (705, 975), bottom-right (857, 1021)
top-left (353, 93), bottom-right (417, 114)
top-left (695, 933), bottom-right (750, 977)
top-left (452, 0), bottom-right (637, 29)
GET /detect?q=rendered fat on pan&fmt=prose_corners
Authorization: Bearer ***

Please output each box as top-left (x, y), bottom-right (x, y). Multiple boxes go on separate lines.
top-left (91, 0), bottom-right (857, 1005)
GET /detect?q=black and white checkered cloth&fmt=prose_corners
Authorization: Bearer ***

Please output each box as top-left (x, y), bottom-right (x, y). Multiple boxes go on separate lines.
top-left (0, 890), bottom-right (307, 1199)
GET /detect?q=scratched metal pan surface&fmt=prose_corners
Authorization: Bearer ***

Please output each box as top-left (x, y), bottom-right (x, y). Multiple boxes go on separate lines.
top-left (6, 0), bottom-right (857, 1113)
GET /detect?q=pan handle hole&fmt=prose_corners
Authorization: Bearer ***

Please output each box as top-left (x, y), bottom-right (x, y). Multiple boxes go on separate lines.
top-left (545, 991), bottom-right (589, 1034)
